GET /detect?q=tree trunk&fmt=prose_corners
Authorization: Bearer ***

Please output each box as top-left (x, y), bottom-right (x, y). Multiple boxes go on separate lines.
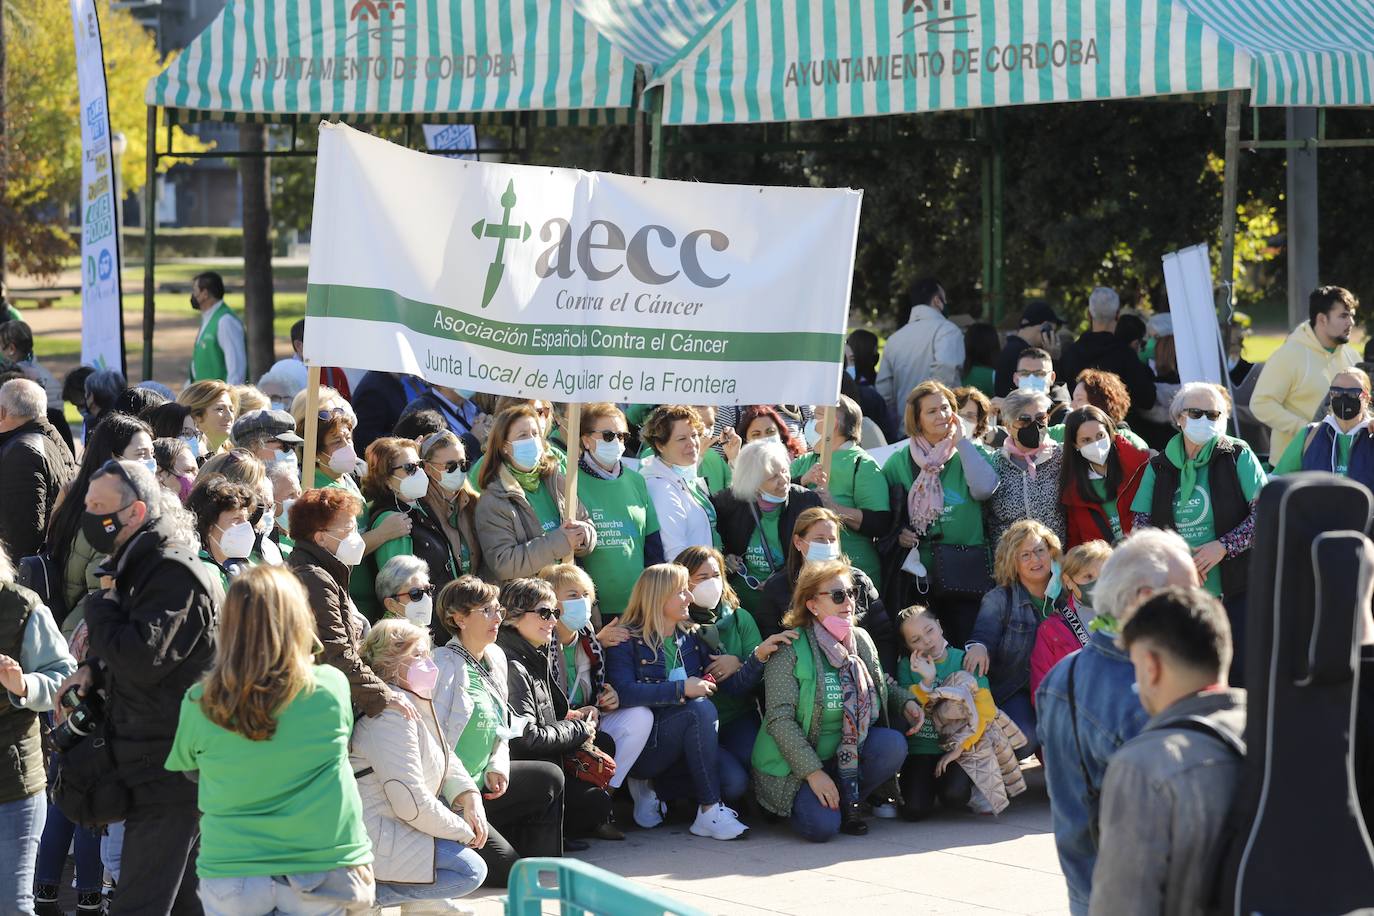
top-left (238, 124), bottom-right (274, 378)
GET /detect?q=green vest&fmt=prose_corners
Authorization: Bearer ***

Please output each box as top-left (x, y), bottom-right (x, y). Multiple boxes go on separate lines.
top-left (190, 302), bottom-right (235, 382)
top-left (751, 628), bottom-right (820, 778)
top-left (0, 585), bottom-right (43, 804)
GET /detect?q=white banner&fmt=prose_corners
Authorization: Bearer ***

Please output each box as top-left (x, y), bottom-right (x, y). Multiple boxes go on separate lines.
top-left (1162, 243), bottom-right (1226, 387)
top-left (304, 123), bottom-right (862, 406)
top-left (70, 0), bottom-right (123, 373)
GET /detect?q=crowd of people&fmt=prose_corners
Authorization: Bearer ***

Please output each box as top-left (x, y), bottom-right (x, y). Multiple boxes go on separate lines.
top-left (0, 273), bottom-right (1371, 916)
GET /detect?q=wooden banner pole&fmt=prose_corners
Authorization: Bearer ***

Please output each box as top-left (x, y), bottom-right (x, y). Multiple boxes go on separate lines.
top-left (817, 405), bottom-right (837, 481)
top-left (561, 403), bottom-right (582, 563)
top-left (302, 366), bottom-right (322, 488)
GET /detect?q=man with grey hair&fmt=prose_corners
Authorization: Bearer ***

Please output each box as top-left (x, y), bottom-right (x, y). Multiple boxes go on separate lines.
top-left (0, 378), bottom-right (75, 557)
top-left (1034, 527), bottom-right (1200, 915)
top-left (1060, 286), bottom-right (1157, 412)
top-left (59, 458), bottom-right (222, 914)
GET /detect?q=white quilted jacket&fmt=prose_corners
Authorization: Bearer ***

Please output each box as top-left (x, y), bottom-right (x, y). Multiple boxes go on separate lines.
top-left (432, 639), bottom-right (512, 783)
top-left (349, 687), bottom-right (479, 884)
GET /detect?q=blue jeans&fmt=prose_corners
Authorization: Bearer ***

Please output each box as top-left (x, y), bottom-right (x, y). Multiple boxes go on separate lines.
top-left (716, 714), bottom-right (759, 803)
top-left (374, 839), bottom-right (486, 906)
top-left (199, 864), bottom-right (375, 915)
top-left (630, 699), bottom-right (723, 806)
top-left (0, 791), bottom-right (47, 915)
top-left (789, 727), bottom-right (907, 843)
top-left (102, 821), bottom-right (125, 884)
top-left (1002, 689), bottom-right (1040, 758)
top-left (35, 799), bottom-right (104, 892)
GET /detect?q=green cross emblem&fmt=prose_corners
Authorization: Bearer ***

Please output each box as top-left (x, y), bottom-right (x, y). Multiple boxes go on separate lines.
top-left (471, 179), bottom-right (532, 309)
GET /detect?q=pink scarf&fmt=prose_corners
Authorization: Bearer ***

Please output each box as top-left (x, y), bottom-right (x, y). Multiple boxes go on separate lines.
top-left (1002, 436), bottom-right (1055, 481)
top-left (907, 435), bottom-right (957, 534)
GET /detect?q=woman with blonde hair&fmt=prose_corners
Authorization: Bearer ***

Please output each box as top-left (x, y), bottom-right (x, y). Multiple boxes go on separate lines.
top-left (751, 559), bottom-right (914, 842)
top-left (1030, 539), bottom-right (1112, 701)
top-left (474, 405), bottom-right (595, 582)
top-left (352, 619), bottom-right (489, 910)
top-left (178, 380), bottom-right (237, 453)
top-left (603, 564), bottom-right (753, 840)
top-left (964, 519), bottom-right (1066, 753)
top-left (165, 565), bottom-right (374, 914)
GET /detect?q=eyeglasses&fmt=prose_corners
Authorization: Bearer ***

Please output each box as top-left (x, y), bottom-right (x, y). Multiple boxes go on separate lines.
top-left (817, 587), bottom-right (857, 604)
top-left (391, 462), bottom-right (423, 476)
top-left (466, 602), bottom-right (503, 619)
top-left (428, 459), bottom-right (462, 474)
top-left (394, 584), bottom-right (436, 603)
top-left (594, 430), bottom-right (629, 443)
top-left (1016, 413), bottom-right (1050, 426)
top-left (1182, 408), bottom-right (1223, 421)
top-left (527, 606), bottom-right (561, 621)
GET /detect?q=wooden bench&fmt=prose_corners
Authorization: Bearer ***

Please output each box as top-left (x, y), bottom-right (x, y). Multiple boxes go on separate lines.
top-left (7, 289), bottom-right (68, 309)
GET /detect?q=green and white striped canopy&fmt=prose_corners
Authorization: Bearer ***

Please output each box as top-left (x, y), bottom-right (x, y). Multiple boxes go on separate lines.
top-left (647, 0), bottom-right (1374, 126)
top-left (146, 0), bottom-right (636, 124)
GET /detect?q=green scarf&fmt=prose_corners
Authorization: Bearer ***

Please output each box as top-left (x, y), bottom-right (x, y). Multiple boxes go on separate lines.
top-left (1165, 433), bottom-right (1218, 504)
top-left (505, 462), bottom-right (543, 493)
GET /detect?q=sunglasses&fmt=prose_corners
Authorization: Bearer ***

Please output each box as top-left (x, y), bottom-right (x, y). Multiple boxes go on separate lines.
top-left (593, 430), bottom-right (629, 443)
top-left (394, 584), bottom-right (436, 603)
top-left (526, 606), bottom-right (562, 621)
top-left (1330, 387), bottom-right (1365, 398)
top-left (428, 459), bottom-right (462, 474)
top-left (817, 587), bottom-right (858, 604)
top-left (317, 407), bottom-right (348, 421)
top-left (391, 462), bottom-right (423, 476)
top-left (1182, 408), bottom-right (1223, 421)
top-left (1016, 413), bottom-right (1050, 426)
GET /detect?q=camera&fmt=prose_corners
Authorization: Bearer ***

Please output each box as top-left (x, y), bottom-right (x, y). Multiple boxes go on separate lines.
top-left (51, 685), bottom-right (105, 753)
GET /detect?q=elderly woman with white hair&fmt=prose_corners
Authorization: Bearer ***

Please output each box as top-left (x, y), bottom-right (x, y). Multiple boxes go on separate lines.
top-left (986, 387), bottom-right (1068, 550)
top-left (710, 439), bottom-right (822, 614)
top-left (1130, 381), bottom-right (1265, 684)
top-left (376, 555), bottom-right (435, 629)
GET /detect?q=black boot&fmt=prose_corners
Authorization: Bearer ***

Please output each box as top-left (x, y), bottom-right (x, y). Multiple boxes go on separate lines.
top-left (34, 882), bottom-right (62, 916)
top-left (77, 890), bottom-right (107, 914)
top-left (840, 802), bottom-right (868, 836)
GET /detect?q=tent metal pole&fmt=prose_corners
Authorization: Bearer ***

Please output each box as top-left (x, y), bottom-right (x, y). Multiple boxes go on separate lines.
top-left (649, 86), bottom-right (663, 179)
top-left (980, 111), bottom-right (993, 322)
top-left (633, 66), bottom-right (646, 177)
top-left (142, 105), bottom-right (158, 381)
top-left (1218, 90), bottom-right (1242, 306)
top-left (991, 110), bottom-right (1005, 324)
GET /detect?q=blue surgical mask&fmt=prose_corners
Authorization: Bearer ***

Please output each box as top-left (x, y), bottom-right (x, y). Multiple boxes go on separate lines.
top-left (141, 458), bottom-right (158, 476)
top-left (1183, 416), bottom-right (1224, 445)
top-left (672, 462), bottom-right (698, 481)
top-left (759, 489), bottom-right (787, 505)
top-left (454, 388), bottom-right (476, 400)
top-left (845, 365), bottom-right (857, 379)
top-left (561, 597), bottom-right (593, 631)
top-left (182, 435), bottom-right (204, 459)
top-left (1018, 374), bottom-right (1050, 394)
top-left (1046, 560), bottom-right (1063, 602)
top-left (509, 437), bottom-right (543, 471)
top-left (806, 540), bottom-right (840, 563)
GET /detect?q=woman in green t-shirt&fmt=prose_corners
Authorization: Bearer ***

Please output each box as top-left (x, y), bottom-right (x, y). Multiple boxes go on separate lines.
top-left (165, 566), bottom-right (374, 912)
top-left (792, 395), bottom-right (892, 588)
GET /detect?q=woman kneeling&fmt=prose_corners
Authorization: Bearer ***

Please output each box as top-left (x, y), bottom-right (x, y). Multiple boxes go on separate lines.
top-left (752, 559), bottom-right (914, 842)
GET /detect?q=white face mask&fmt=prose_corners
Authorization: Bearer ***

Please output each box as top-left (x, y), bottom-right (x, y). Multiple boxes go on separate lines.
top-left (332, 529), bottom-right (366, 567)
top-left (327, 443), bottom-right (358, 474)
top-left (803, 420), bottom-right (822, 450)
top-left (957, 416), bottom-right (977, 440)
top-left (1078, 437), bottom-right (1111, 466)
top-left (439, 467), bottom-right (466, 492)
top-left (758, 433), bottom-right (782, 447)
top-left (404, 594), bottom-right (434, 628)
top-left (1183, 415), bottom-right (1224, 445)
top-left (216, 520), bottom-right (256, 560)
top-left (268, 448), bottom-right (298, 478)
top-left (398, 469), bottom-right (429, 501)
top-left (275, 498), bottom-right (295, 534)
top-left (593, 438), bottom-right (626, 466)
top-left (805, 540), bottom-right (841, 563)
top-left (690, 577), bottom-right (724, 609)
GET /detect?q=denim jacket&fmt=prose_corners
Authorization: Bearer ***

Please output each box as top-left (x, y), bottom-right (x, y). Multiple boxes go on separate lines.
top-left (1034, 632), bottom-right (1151, 916)
top-left (968, 583), bottom-right (1048, 704)
top-left (604, 627), bottom-right (764, 711)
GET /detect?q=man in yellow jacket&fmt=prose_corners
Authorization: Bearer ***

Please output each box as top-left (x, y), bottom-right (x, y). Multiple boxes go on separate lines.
top-left (1250, 286), bottom-right (1359, 463)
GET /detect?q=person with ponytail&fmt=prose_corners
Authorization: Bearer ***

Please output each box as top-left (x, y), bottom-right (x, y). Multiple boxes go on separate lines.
top-left (165, 565), bottom-right (374, 914)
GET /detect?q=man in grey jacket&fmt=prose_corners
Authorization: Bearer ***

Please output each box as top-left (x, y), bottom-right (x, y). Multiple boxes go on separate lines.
top-left (876, 278), bottom-right (965, 416)
top-left (1089, 586), bottom-right (1245, 916)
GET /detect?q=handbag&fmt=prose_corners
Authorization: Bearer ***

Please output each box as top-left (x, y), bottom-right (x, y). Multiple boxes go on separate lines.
top-left (930, 543), bottom-right (994, 599)
top-left (563, 738), bottom-right (616, 791)
top-left (50, 718), bottom-right (130, 828)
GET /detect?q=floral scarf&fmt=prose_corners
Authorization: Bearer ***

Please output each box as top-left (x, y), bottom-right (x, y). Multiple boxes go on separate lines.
top-left (907, 434), bottom-right (958, 534)
top-left (813, 623), bottom-right (877, 803)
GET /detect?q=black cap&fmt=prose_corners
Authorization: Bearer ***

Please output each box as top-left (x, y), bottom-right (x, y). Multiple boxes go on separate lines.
top-left (1020, 301), bottom-right (1065, 328)
top-left (232, 409), bottom-right (304, 445)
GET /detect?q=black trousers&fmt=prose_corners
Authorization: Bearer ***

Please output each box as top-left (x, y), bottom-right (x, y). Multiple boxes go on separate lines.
top-left (478, 760), bottom-right (564, 888)
top-left (898, 753), bottom-right (973, 822)
top-left (111, 801), bottom-right (202, 915)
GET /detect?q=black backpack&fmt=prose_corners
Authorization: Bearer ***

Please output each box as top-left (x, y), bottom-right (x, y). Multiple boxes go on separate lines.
top-left (17, 550), bottom-right (68, 622)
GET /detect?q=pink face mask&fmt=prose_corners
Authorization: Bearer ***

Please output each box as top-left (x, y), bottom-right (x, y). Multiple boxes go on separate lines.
top-left (406, 656), bottom-right (439, 698)
top-left (819, 614), bottom-right (852, 642)
top-left (177, 474), bottom-right (195, 504)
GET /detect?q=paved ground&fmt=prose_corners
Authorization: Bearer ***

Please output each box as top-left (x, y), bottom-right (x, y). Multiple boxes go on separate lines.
top-left (453, 764), bottom-right (1068, 916)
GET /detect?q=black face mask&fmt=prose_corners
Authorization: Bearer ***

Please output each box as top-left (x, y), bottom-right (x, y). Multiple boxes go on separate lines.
top-left (82, 505), bottom-right (131, 554)
top-left (1016, 422), bottom-right (1045, 449)
top-left (189, 294), bottom-right (200, 311)
top-left (1331, 394), bottom-right (1363, 422)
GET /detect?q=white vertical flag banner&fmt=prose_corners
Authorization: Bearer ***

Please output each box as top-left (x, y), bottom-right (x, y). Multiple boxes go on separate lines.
top-left (305, 123), bottom-right (863, 406)
top-left (70, 0), bottom-right (123, 373)
top-left (1162, 244), bottom-right (1225, 386)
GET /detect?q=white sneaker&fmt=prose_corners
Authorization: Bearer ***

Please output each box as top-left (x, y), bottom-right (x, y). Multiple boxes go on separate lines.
top-left (399, 900), bottom-right (477, 914)
top-left (627, 777), bottom-right (666, 829)
top-left (871, 802), bottom-right (898, 819)
top-left (689, 802), bottom-right (749, 840)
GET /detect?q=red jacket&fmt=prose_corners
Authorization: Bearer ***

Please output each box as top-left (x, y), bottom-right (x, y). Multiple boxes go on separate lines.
top-left (1060, 435), bottom-right (1150, 549)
